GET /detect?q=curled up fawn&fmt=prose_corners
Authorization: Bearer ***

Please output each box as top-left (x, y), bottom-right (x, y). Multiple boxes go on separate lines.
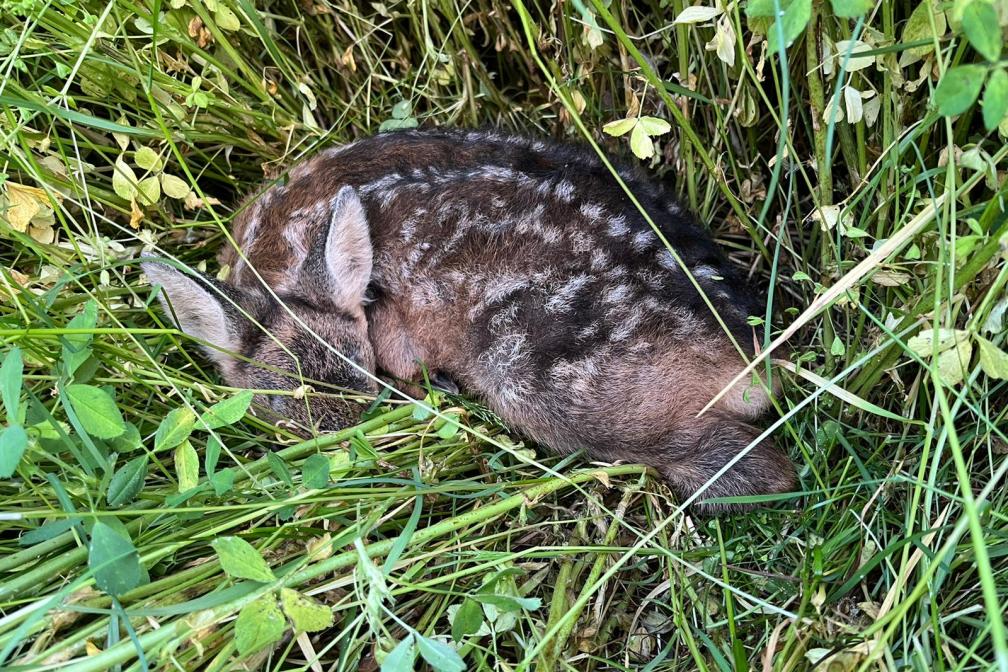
top-left (143, 128), bottom-right (795, 513)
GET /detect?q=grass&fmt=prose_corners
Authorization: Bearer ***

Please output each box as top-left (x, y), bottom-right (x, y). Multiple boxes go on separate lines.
top-left (1, 0), bottom-right (1007, 670)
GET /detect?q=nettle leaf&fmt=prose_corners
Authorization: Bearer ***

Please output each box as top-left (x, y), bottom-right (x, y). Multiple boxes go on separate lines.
top-left (280, 587), bottom-right (334, 632)
top-left (134, 146), bottom-right (162, 171)
top-left (175, 440), bottom-right (199, 492)
top-left (416, 634), bottom-right (465, 672)
top-left (629, 122), bottom-right (654, 160)
top-left (450, 598), bottom-right (483, 642)
top-left (88, 522), bottom-right (144, 596)
top-left (831, 0), bottom-right (872, 18)
top-left (155, 407), bottom-right (195, 451)
top-left (933, 64), bottom-right (987, 116)
top-left (197, 390), bottom-right (253, 430)
top-left (1, 346), bottom-right (23, 423)
top-left (602, 117), bottom-right (636, 137)
top-left (0, 425), bottom-right (28, 478)
top-left (112, 156), bottom-right (138, 200)
top-left (107, 455), bottom-right (149, 506)
top-left (302, 453), bottom-right (330, 489)
top-left (212, 536), bottom-right (277, 582)
top-left (64, 384), bottom-right (125, 439)
top-left (982, 68), bottom-right (1008, 130)
top-left (234, 595), bottom-right (285, 656)
top-left (961, 0), bottom-right (1002, 62)
top-left (977, 336), bottom-right (1008, 379)
top-left (160, 173), bottom-right (191, 199)
top-left (381, 636), bottom-right (416, 672)
top-left (637, 116), bottom-right (671, 136)
top-left (62, 300), bottom-right (97, 377)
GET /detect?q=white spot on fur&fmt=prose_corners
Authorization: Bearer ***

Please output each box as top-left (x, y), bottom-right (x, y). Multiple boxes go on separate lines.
top-left (579, 202), bottom-right (604, 220)
top-left (607, 216), bottom-right (630, 237)
top-left (632, 229), bottom-right (656, 251)
top-left (603, 284), bottom-right (632, 304)
top-left (545, 273), bottom-right (592, 313)
top-left (554, 179), bottom-right (575, 203)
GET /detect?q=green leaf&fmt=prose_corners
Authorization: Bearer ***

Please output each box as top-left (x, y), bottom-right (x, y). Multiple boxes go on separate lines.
top-left (830, 335), bottom-right (846, 356)
top-left (391, 100), bottom-right (412, 119)
top-left (629, 122), bottom-right (654, 159)
top-left (936, 337), bottom-right (973, 386)
top-left (436, 413), bottom-right (460, 439)
top-left (768, 0), bottom-right (811, 52)
top-left (745, 0), bottom-right (774, 17)
top-left (134, 146), bottom-right (162, 171)
top-left (830, 0), bottom-right (872, 17)
top-left (112, 156), bottom-right (138, 200)
top-left (137, 175), bottom-right (160, 205)
top-left (211, 466), bottom-right (235, 496)
top-left (0, 425), bottom-right (28, 478)
top-left (280, 587), bottom-right (334, 632)
top-left (637, 116), bottom-right (671, 136)
top-left (160, 173), bottom-right (190, 199)
top-left (268, 451), bottom-right (293, 487)
top-left (416, 634), bottom-right (465, 672)
top-left (88, 522), bottom-right (144, 596)
top-left (107, 455), bottom-right (148, 506)
top-left (62, 300), bottom-right (97, 377)
top-left (933, 64), bottom-right (987, 116)
top-left (214, 6), bottom-right (241, 31)
top-left (961, 0), bottom-right (1002, 62)
top-left (901, 0), bottom-right (946, 59)
top-left (473, 593), bottom-right (542, 612)
top-left (197, 390), bottom-right (253, 430)
top-left (205, 434), bottom-right (222, 476)
top-left (379, 117), bottom-right (419, 132)
top-left (64, 384), bottom-right (126, 439)
top-left (109, 422), bottom-right (142, 453)
top-left (302, 453), bottom-right (330, 489)
top-left (381, 636), bottom-right (416, 672)
top-left (155, 407), bottom-right (195, 451)
top-left (234, 595), bottom-right (285, 656)
top-left (1, 346), bottom-right (23, 424)
top-left (175, 440), bottom-right (199, 492)
top-left (602, 117), bottom-right (636, 137)
top-left (982, 68), bottom-right (1008, 130)
top-left (451, 598), bottom-right (483, 642)
top-left (977, 336), bottom-right (1008, 379)
top-left (212, 536), bottom-right (277, 582)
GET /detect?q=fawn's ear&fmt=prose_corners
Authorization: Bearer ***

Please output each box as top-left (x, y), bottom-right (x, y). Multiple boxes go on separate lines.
top-left (319, 186), bottom-right (373, 309)
top-left (142, 260), bottom-right (250, 376)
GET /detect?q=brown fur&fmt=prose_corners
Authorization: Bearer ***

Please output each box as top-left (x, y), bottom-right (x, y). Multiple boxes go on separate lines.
top-left (150, 129), bottom-right (795, 513)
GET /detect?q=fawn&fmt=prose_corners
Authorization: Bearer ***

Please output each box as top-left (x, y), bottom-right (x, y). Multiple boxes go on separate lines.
top-left (143, 128), bottom-right (794, 512)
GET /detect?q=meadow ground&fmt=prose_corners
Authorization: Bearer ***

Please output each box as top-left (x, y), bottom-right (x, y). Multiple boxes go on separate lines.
top-left (1, 0), bottom-right (1007, 670)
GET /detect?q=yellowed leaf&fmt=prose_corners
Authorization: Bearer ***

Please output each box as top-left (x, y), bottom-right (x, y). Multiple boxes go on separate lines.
top-left (129, 199), bottom-right (144, 229)
top-left (29, 223), bottom-right (55, 244)
top-left (4, 182), bottom-right (51, 233)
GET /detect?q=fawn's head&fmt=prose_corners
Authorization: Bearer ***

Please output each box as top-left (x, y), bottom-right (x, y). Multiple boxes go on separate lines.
top-left (142, 187), bottom-right (378, 431)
